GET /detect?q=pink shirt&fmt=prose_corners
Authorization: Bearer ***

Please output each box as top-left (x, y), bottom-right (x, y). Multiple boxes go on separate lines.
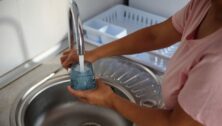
top-left (162, 0), bottom-right (222, 126)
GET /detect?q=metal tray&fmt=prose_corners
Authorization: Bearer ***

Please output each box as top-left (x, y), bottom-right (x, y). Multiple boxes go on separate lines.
top-left (93, 57), bottom-right (163, 108)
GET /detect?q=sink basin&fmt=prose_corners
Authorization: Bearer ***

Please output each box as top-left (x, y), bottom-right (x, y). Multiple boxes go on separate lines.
top-left (11, 75), bottom-right (134, 126)
top-left (10, 57), bottom-right (162, 126)
top-left (25, 80), bottom-right (133, 126)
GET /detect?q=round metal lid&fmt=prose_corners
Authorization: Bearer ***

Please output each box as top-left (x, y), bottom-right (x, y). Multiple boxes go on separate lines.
top-left (93, 57), bottom-right (163, 108)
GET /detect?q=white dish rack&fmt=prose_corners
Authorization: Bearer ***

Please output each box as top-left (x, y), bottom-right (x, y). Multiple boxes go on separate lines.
top-left (83, 4), bottom-right (179, 73)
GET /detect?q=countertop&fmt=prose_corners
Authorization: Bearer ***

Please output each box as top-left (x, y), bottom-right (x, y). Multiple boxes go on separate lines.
top-left (0, 43), bottom-right (96, 126)
top-left (0, 43), bottom-right (163, 126)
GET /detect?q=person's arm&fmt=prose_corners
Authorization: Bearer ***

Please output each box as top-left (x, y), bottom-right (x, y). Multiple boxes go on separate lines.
top-left (67, 81), bottom-right (202, 126)
top-left (110, 91), bottom-right (202, 126)
top-left (61, 18), bottom-right (181, 69)
top-left (87, 17), bottom-right (181, 61)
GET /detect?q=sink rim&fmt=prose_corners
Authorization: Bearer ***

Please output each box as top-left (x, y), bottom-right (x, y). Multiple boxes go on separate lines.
top-left (10, 56), bottom-right (162, 126)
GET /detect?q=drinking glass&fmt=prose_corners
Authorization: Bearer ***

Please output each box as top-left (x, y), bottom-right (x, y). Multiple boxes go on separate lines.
top-left (70, 61), bottom-right (96, 90)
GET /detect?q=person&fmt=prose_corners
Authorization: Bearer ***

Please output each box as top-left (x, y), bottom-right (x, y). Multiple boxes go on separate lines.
top-left (60, 0), bottom-right (222, 125)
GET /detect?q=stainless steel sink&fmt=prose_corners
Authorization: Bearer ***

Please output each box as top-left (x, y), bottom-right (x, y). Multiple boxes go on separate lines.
top-left (11, 75), bottom-right (134, 126)
top-left (10, 57), bottom-right (162, 126)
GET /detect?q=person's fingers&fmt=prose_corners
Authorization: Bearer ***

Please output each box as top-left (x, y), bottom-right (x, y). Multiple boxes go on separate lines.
top-left (63, 50), bottom-right (71, 55)
top-left (62, 62), bottom-right (69, 69)
top-left (67, 86), bottom-right (89, 103)
top-left (78, 98), bottom-right (89, 103)
top-left (60, 55), bottom-right (68, 64)
top-left (63, 53), bottom-right (78, 68)
top-left (67, 86), bottom-right (87, 98)
top-left (96, 79), bottom-right (103, 85)
top-left (63, 61), bottom-right (72, 69)
top-left (97, 79), bottom-right (108, 88)
top-left (63, 49), bottom-right (77, 55)
top-left (62, 58), bottom-right (73, 69)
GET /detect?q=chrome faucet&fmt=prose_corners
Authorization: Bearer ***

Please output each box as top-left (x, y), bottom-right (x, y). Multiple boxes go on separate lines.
top-left (68, 0), bottom-right (85, 55)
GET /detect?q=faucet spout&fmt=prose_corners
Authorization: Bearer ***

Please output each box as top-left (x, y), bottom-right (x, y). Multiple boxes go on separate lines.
top-left (68, 0), bottom-right (85, 55)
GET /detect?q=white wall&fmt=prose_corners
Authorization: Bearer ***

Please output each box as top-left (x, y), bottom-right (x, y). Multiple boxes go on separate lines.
top-left (0, 0), bottom-right (122, 77)
top-left (18, 0), bottom-right (69, 58)
top-left (129, 0), bottom-right (190, 17)
top-left (0, 0), bottom-right (25, 76)
top-left (76, 0), bottom-right (123, 21)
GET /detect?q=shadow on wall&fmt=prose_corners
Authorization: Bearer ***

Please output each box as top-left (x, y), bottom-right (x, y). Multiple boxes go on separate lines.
top-left (0, 17), bottom-right (28, 62)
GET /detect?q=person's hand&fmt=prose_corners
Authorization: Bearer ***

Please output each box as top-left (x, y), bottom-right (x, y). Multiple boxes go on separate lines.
top-left (67, 79), bottom-right (116, 109)
top-left (60, 49), bottom-right (96, 69)
top-left (60, 49), bottom-right (78, 69)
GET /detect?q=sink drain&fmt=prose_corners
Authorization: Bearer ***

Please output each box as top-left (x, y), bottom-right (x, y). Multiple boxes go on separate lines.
top-left (81, 122), bottom-right (102, 126)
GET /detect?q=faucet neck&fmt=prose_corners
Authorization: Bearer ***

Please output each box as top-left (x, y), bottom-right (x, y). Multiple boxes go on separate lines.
top-left (68, 0), bottom-right (85, 55)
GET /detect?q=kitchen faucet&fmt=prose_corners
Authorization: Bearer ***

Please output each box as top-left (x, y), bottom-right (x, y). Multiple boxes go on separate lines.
top-left (67, 0), bottom-right (96, 90)
top-left (68, 0), bottom-right (84, 55)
